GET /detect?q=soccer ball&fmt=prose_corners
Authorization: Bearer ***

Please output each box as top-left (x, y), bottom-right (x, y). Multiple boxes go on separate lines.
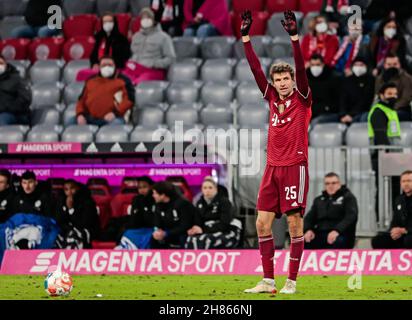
top-left (44, 270), bottom-right (73, 296)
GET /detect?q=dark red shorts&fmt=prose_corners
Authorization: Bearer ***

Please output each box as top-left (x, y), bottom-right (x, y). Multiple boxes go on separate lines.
top-left (256, 163), bottom-right (309, 217)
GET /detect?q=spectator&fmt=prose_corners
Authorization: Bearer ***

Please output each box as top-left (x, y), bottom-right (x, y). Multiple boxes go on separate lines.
top-left (307, 54), bottom-right (341, 125)
top-left (331, 23), bottom-right (370, 75)
top-left (372, 170), bottom-right (412, 249)
top-left (182, 0), bottom-right (232, 37)
top-left (151, 181), bottom-right (196, 248)
top-left (55, 180), bottom-right (100, 249)
top-left (75, 56), bottom-right (134, 126)
top-left (0, 169), bottom-right (15, 223)
top-left (76, 13), bottom-right (131, 82)
top-left (375, 54), bottom-right (412, 121)
top-left (370, 18), bottom-right (406, 72)
top-left (11, 171), bottom-right (55, 218)
top-left (365, 1), bottom-right (412, 26)
top-left (125, 8), bottom-right (176, 85)
top-left (339, 57), bottom-right (375, 124)
top-left (304, 172), bottom-right (358, 249)
top-left (0, 55), bottom-right (31, 125)
top-left (301, 15), bottom-right (339, 67)
top-left (320, 0), bottom-right (350, 36)
top-left (151, 0), bottom-right (184, 36)
top-left (185, 177), bottom-right (242, 249)
top-left (11, 0), bottom-right (61, 39)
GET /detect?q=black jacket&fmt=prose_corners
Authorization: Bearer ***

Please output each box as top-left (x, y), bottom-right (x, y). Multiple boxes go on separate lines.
top-left (90, 16), bottom-right (131, 69)
top-left (0, 64), bottom-right (31, 116)
top-left (126, 192), bottom-right (156, 229)
top-left (194, 194), bottom-right (233, 234)
top-left (304, 185), bottom-right (358, 235)
top-left (307, 66), bottom-right (342, 118)
top-left (151, 0), bottom-right (184, 36)
top-left (24, 0), bottom-right (61, 27)
top-left (153, 196), bottom-right (196, 243)
top-left (339, 73), bottom-right (375, 117)
top-left (55, 185), bottom-right (100, 239)
top-left (12, 182), bottom-right (55, 218)
top-left (0, 187), bottom-right (16, 223)
top-left (390, 193), bottom-right (412, 233)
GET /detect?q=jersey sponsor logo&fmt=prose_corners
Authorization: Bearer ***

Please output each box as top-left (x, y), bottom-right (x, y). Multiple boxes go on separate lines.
top-left (271, 113), bottom-right (292, 127)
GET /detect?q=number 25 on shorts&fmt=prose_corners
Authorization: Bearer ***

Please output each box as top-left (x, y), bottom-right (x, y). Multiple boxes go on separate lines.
top-left (285, 186), bottom-right (297, 200)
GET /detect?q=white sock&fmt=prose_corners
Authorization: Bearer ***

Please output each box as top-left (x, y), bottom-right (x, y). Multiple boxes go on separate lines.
top-left (263, 278), bottom-right (275, 285)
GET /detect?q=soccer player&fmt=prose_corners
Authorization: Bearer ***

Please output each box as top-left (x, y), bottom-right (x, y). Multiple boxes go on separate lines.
top-left (241, 10), bottom-right (312, 294)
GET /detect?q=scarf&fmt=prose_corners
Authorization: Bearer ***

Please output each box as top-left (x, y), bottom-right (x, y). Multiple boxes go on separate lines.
top-left (376, 37), bottom-right (393, 68)
top-left (309, 34), bottom-right (327, 58)
top-left (331, 35), bottom-right (362, 68)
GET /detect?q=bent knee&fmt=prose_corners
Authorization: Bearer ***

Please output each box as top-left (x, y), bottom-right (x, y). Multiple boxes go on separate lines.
top-left (256, 218), bottom-right (272, 235)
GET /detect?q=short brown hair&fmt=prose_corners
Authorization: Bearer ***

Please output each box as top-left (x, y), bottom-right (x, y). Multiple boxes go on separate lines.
top-left (401, 170), bottom-right (412, 178)
top-left (270, 62), bottom-right (295, 81)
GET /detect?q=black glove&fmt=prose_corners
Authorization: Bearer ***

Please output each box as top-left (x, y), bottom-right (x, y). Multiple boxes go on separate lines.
top-left (240, 10), bottom-right (253, 36)
top-left (281, 10), bottom-right (298, 36)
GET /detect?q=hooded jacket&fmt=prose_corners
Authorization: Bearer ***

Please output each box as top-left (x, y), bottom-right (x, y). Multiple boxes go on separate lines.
top-left (304, 185), bottom-right (358, 235)
top-left (127, 191), bottom-right (156, 229)
top-left (0, 187), bottom-right (16, 223)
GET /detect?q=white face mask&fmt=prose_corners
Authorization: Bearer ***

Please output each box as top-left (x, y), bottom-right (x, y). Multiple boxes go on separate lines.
top-left (0, 64), bottom-right (6, 75)
top-left (141, 18), bottom-right (154, 29)
top-left (384, 27), bottom-right (397, 39)
top-left (310, 65), bottom-right (323, 77)
top-left (352, 65), bottom-right (367, 77)
top-left (100, 66), bottom-right (115, 78)
top-left (315, 22), bottom-right (328, 33)
top-left (103, 22), bottom-right (114, 33)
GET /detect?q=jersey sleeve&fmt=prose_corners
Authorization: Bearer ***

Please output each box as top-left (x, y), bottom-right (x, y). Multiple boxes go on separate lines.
top-left (292, 38), bottom-right (312, 107)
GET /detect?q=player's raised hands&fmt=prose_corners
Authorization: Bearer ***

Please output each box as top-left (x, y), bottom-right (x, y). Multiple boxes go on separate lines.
top-left (281, 10), bottom-right (298, 36)
top-left (240, 10), bottom-right (253, 36)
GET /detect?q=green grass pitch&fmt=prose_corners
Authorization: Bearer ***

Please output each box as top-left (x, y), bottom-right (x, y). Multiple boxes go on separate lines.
top-left (1, 275), bottom-right (412, 300)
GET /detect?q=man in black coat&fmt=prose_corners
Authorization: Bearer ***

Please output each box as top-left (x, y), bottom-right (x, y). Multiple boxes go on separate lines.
top-left (0, 55), bottom-right (31, 125)
top-left (0, 169), bottom-right (15, 223)
top-left (304, 172), bottom-right (358, 249)
top-left (151, 181), bottom-right (196, 248)
top-left (372, 170), bottom-right (412, 248)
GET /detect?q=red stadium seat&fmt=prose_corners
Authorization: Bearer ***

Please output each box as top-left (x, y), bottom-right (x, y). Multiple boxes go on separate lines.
top-left (231, 11), bottom-right (270, 39)
top-left (91, 241), bottom-right (117, 249)
top-left (298, 0), bottom-right (323, 14)
top-left (63, 14), bottom-right (98, 39)
top-left (28, 37), bottom-right (64, 63)
top-left (89, 186), bottom-right (113, 230)
top-left (63, 36), bottom-right (96, 61)
top-left (166, 176), bottom-right (193, 203)
top-left (95, 13), bottom-right (131, 38)
top-left (130, 16), bottom-right (141, 35)
top-left (266, 0), bottom-right (299, 14)
top-left (0, 38), bottom-right (31, 60)
top-left (232, 0), bottom-right (265, 13)
top-left (110, 192), bottom-right (137, 218)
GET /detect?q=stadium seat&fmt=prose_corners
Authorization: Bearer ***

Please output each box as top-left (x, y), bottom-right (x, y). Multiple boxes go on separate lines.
top-left (167, 59), bottom-right (202, 82)
top-left (166, 105), bottom-right (199, 127)
top-left (0, 0), bottom-right (27, 17)
top-left (201, 81), bottom-right (235, 104)
top-left (266, 12), bottom-right (303, 38)
top-left (234, 35), bottom-right (270, 59)
top-left (130, 16), bottom-right (141, 35)
top-left (28, 37), bottom-right (65, 63)
top-left (133, 106), bottom-right (165, 127)
top-left (31, 82), bottom-right (63, 107)
top-left (309, 123), bottom-right (346, 147)
top-left (232, 0), bottom-right (265, 12)
top-left (96, 0), bottom-right (129, 15)
top-left (63, 59), bottom-right (90, 84)
top-left (266, 0), bottom-right (299, 14)
top-left (200, 58), bottom-right (236, 82)
top-left (170, 102), bottom-right (203, 111)
top-left (130, 0), bottom-right (151, 16)
top-left (63, 82), bottom-right (85, 105)
top-left (0, 16), bottom-right (27, 39)
top-left (200, 36), bottom-right (236, 59)
top-left (95, 125), bottom-right (130, 142)
top-left (63, 14), bottom-right (98, 39)
top-left (230, 11), bottom-right (269, 39)
top-left (298, 0), bottom-right (323, 14)
top-left (345, 123), bottom-right (369, 148)
top-left (29, 60), bottom-right (63, 84)
top-left (26, 124), bottom-right (62, 142)
top-left (173, 37), bottom-right (201, 59)
top-left (61, 125), bottom-right (97, 142)
top-left (0, 38), bottom-right (31, 60)
top-left (95, 13), bottom-right (131, 37)
top-left (110, 191), bottom-right (137, 218)
top-left (166, 177), bottom-right (193, 202)
top-left (200, 103), bottom-right (233, 126)
top-left (89, 186), bottom-right (112, 230)
top-left (31, 108), bottom-right (61, 126)
top-left (0, 126), bottom-right (26, 143)
top-left (62, 103), bottom-right (76, 125)
top-left (236, 81), bottom-right (265, 105)
top-left (263, 36), bottom-right (293, 59)
top-left (63, 36), bottom-right (96, 61)
top-left (234, 58), bottom-right (271, 82)
top-left (237, 103), bottom-right (269, 128)
top-left (130, 125), bottom-right (169, 142)
top-left (400, 122), bottom-right (412, 147)
top-left (63, 0), bottom-right (97, 16)
top-left (8, 59), bottom-right (31, 78)
top-left (135, 80), bottom-right (169, 107)
top-left (166, 81), bottom-right (202, 104)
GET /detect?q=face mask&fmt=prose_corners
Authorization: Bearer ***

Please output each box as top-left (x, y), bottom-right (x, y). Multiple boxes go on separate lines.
top-left (352, 65), bottom-right (367, 77)
top-left (384, 27), bottom-right (397, 39)
top-left (310, 65), bottom-right (323, 77)
top-left (141, 18), bottom-right (154, 29)
top-left (383, 67), bottom-right (399, 82)
top-left (103, 22), bottom-right (114, 33)
top-left (385, 97), bottom-right (397, 108)
top-left (100, 66), bottom-right (115, 78)
top-left (0, 64), bottom-right (6, 75)
top-left (315, 22), bottom-right (328, 33)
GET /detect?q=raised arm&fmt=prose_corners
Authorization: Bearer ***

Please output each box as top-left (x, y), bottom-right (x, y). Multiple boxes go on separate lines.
top-left (281, 10), bottom-right (310, 98)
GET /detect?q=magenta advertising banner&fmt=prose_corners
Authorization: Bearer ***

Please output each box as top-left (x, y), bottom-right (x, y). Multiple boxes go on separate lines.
top-left (8, 142), bottom-right (83, 154)
top-left (1, 249), bottom-right (411, 275)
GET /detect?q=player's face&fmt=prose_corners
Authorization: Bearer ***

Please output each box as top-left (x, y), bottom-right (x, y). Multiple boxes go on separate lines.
top-left (202, 181), bottom-right (217, 200)
top-left (0, 175), bottom-right (9, 192)
top-left (138, 181), bottom-right (151, 196)
top-left (21, 179), bottom-right (37, 194)
top-left (400, 173), bottom-right (412, 195)
top-left (64, 183), bottom-right (78, 198)
top-left (272, 72), bottom-right (294, 98)
top-left (324, 177), bottom-right (341, 196)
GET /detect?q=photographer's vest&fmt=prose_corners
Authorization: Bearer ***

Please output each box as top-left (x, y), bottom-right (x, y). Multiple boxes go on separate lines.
top-left (367, 103), bottom-right (401, 145)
